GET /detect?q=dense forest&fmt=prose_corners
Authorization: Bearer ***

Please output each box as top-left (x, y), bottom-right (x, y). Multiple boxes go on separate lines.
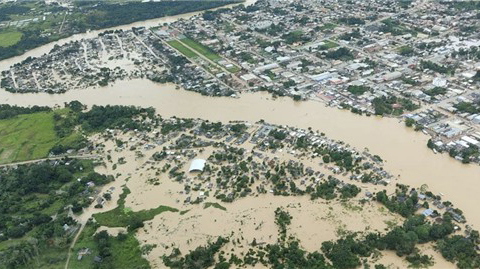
top-left (372, 95), bottom-right (420, 115)
top-left (76, 1), bottom-right (239, 30)
top-left (0, 5), bottom-right (31, 22)
top-left (0, 102), bottom-right (162, 268)
top-left (0, 104), bottom-right (51, 120)
top-left (0, 160), bottom-right (112, 269)
top-left (77, 105), bottom-right (156, 132)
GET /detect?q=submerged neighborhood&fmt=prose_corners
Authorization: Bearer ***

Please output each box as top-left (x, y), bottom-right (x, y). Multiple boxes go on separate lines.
top-left (0, 0), bottom-right (480, 268)
top-left (1, 0), bottom-right (480, 164)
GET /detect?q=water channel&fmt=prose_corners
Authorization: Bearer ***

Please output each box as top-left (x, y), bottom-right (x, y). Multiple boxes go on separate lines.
top-left (0, 0), bottom-right (478, 229)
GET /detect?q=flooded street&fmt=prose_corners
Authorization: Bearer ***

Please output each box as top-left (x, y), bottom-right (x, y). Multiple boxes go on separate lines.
top-left (0, 78), bottom-right (479, 229)
top-left (1, 1), bottom-right (476, 268)
top-left (88, 128), bottom-right (406, 267)
top-left (0, 0), bottom-right (257, 72)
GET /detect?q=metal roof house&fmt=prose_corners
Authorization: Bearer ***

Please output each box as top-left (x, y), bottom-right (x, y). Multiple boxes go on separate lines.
top-left (422, 209), bottom-right (434, 217)
top-left (189, 159), bottom-right (206, 172)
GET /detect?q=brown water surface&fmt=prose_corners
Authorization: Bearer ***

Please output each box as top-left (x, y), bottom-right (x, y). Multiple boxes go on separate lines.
top-left (0, 79), bottom-right (478, 229)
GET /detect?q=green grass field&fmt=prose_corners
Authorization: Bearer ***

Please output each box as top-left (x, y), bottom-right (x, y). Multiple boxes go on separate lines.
top-left (320, 22), bottom-right (337, 31)
top-left (322, 40), bottom-right (339, 49)
top-left (179, 37), bottom-right (222, 62)
top-left (0, 31), bottom-right (23, 47)
top-left (167, 40), bottom-right (198, 58)
top-left (0, 111), bottom-right (83, 164)
top-left (226, 65), bottom-right (241, 73)
top-left (0, 112), bottom-right (58, 164)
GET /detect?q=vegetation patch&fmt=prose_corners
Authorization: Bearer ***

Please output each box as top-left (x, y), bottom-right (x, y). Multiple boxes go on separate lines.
top-left (163, 237), bottom-right (229, 269)
top-left (167, 40), bottom-right (198, 58)
top-left (372, 96), bottom-right (420, 116)
top-left (179, 37), bottom-right (222, 61)
top-left (346, 85), bottom-right (371, 96)
top-left (204, 202), bottom-right (227, 211)
top-left (0, 110), bottom-right (83, 164)
top-left (0, 31), bottom-right (23, 47)
top-left (0, 160), bottom-right (112, 268)
top-left (319, 22), bottom-right (337, 31)
top-left (70, 222), bottom-right (150, 269)
top-left (93, 187), bottom-right (178, 229)
top-left (322, 40), bottom-right (338, 49)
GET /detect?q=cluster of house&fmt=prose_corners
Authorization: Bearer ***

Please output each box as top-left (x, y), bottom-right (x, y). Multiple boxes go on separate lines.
top-left (161, 0), bottom-right (480, 162)
top-left (0, 27), bottom-right (233, 96)
top-left (2, 0), bottom-right (479, 162)
top-left (406, 94), bottom-right (480, 163)
top-left (158, 0), bottom-right (478, 108)
top-left (98, 118), bottom-right (395, 205)
top-left (408, 189), bottom-right (467, 225)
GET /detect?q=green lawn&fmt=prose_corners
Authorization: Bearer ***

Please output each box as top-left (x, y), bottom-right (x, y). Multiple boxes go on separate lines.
top-left (226, 65), bottom-right (241, 73)
top-left (0, 111), bottom-right (83, 164)
top-left (167, 40), bottom-right (198, 58)
top-left (323, 40), bottom-right (339, 49)
top-left (0, 112), bottom-right (58, 164)
top-left (93, 187), bottom-right (178, 227)
top-left (0, 31), bottom-right (23, 47)
top-left (179, 37), bottom-right (222, 62)
top-left (320, 22), bottom-right (337, 31)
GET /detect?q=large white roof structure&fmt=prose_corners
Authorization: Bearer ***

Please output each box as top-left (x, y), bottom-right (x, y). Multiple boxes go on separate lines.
top-left (189, 159), bottom-right (206, 172)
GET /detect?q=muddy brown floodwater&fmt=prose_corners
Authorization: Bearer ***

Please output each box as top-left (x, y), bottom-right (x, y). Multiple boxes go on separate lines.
top-left (0, 79), bottom-right (479, 229)
top-left (0, 0), bottom-right (258, 72)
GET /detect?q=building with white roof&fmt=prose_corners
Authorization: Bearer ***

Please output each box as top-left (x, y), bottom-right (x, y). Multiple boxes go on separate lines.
top-left (189, 159), bottom-right (206, 172)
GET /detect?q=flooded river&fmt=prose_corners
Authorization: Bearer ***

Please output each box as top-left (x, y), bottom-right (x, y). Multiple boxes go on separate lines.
top-left (0, 0), bottom-right (257, 72)
top-left (0, 0), bottom-right (478, 232)
top-left (0, 78), bottom-right (479, 229)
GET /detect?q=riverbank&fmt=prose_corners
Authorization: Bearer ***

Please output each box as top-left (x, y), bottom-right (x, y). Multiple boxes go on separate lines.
top-left (0, 0), bottom-right (257, 72)
top-left (0, 78), bottom-right (478, 230)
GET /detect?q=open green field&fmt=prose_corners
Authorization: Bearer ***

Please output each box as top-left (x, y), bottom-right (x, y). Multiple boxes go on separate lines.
top-left (226, 65), bottom-right (241, 73)
top-left (0, 31), bottom-right (23, 47)
top-left (167, 40), bottom-right (198, 58)
top-left (323, 40), bottom-right (339, 48)
top-left (0, 111), bottom-right (82, 164)
top-left (173, 37), bottom-right (239, 73)
top-left (320, 22), bottom-right (337, 31)
top-left (180, 37), bottom-right (222, 61)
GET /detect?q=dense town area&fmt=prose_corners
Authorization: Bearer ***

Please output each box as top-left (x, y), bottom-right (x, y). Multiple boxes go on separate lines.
top-left (1, 0), bottom-right (480, 164)
top-left (1, 0), bottom-right (480, 268)
top-left (0, 103), bottom-right (478, 269)
top-left (0, 0), bottom-right (237, 60)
